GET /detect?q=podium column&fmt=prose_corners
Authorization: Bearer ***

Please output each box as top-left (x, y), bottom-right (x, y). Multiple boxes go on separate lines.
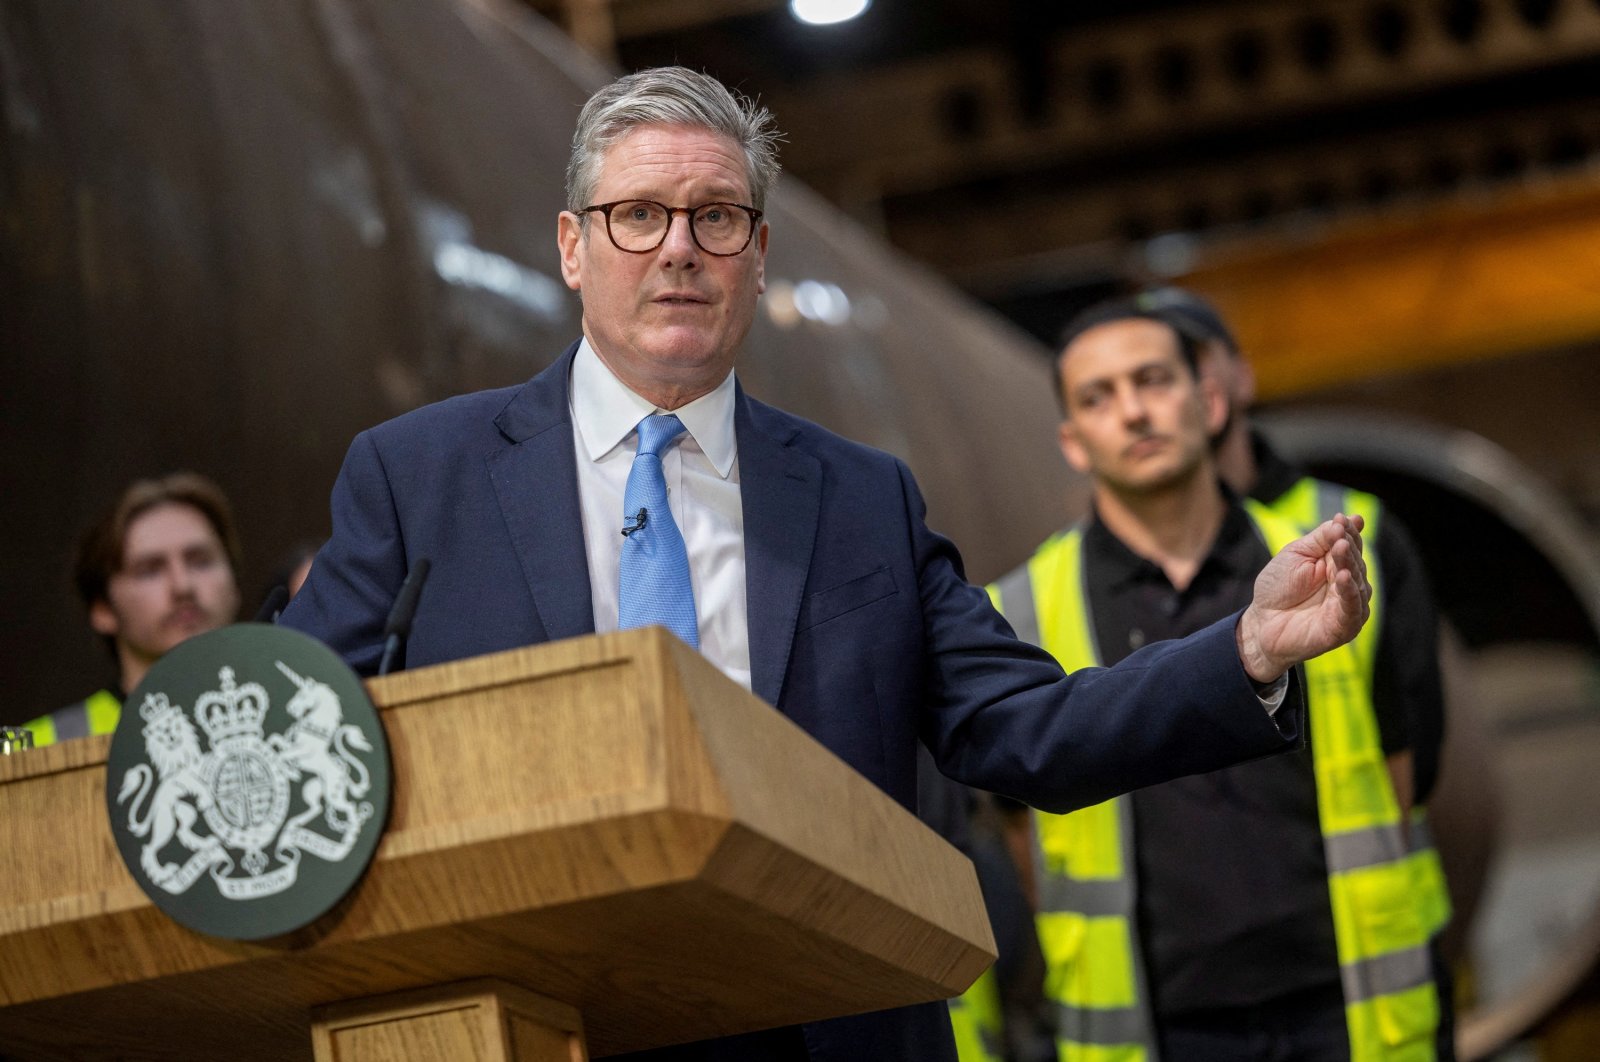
top-left (311, 979), bottom-right (587, 1062)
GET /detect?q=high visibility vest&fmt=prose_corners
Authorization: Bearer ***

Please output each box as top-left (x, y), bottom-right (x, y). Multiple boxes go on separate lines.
top-left (1257, 479), bottom-right (1452, 959)
top-left (949, 964), bottom-right (1006, 1062)
top-left (22, 688), bottom-right (122, 747)
top-left (987, 500), bottom-right (1449, 1062)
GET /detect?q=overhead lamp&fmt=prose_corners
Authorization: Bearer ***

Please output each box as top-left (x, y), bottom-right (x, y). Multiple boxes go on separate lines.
top-left (790, 0), bottom-right (871, 26)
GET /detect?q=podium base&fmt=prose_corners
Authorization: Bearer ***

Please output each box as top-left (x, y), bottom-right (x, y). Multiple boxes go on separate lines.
top-left (312, 979), bottom-right (587, 1062)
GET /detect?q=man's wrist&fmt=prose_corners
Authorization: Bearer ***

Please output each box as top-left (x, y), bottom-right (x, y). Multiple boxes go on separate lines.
top-left (1236, 605), bottom-right (1287, 686)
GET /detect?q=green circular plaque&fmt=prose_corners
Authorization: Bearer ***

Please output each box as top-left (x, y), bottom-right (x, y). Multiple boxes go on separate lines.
top-left (105, 624), bottom-right (391, 940)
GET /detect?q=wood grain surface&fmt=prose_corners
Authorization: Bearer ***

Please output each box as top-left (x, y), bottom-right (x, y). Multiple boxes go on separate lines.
top-left (311, 979), bottom-right (586, 1062)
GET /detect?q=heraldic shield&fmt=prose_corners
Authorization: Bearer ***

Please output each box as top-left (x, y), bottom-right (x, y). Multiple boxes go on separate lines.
top-left (105, 624), bottom-right (391, 940)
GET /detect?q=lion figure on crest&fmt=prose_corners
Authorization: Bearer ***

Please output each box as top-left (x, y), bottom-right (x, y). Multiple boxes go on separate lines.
top-left (117, 692), bottom-right (214, 882)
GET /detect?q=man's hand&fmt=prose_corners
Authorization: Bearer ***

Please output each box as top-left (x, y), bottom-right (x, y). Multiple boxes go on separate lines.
top-left (1237, 513), bottom-right (1371, 684)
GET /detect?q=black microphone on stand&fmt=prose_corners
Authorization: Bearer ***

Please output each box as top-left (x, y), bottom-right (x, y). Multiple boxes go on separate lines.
top-left (377, 558), bottom-right (431, 677)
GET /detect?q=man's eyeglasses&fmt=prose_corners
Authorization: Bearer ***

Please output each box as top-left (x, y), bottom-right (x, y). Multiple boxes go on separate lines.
top-left (578, 200), bottom-right (763, 257)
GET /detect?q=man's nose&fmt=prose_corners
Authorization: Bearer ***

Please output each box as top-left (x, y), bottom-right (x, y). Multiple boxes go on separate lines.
top-left (168, 559), bottom-right (197, 596)
top-left (658, 211), bottom-right (701, 264)
top-left (1114, 385), bottom-right (1149, 425)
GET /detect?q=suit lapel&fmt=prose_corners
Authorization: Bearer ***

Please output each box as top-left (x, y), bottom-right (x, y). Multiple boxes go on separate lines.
top-left (737, 390), bottom-right (822, 708)
top-left (487, 342), bottom-right (597, 643)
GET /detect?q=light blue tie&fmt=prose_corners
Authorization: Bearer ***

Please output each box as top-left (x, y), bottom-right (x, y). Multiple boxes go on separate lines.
top-left (618, 414), bottom-right (699, 648)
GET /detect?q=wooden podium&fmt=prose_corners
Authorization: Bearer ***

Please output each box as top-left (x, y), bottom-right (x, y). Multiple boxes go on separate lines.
top-left (0, 629), bottom-right (996, 1060)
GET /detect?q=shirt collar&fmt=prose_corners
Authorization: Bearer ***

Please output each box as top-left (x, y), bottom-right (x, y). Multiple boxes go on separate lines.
top-left (570, 337), bottom-right (739, 478)
top-left (1083, 511), bottom-right (1165, 590)
top-left (1084, 491), bottom-right (1259, 590)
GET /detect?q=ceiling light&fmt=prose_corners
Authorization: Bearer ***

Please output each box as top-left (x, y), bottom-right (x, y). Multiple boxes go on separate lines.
top-left (790, 0), bottom-right (872, 27)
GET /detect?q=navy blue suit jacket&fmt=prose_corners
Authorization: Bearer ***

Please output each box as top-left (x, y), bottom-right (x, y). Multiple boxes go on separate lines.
top-left (282, 342), bottom-right (1300, 1061)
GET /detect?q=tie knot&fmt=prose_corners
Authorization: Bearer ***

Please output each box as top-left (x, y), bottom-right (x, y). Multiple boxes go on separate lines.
top-left (635, 414), bottom-right (687, 458)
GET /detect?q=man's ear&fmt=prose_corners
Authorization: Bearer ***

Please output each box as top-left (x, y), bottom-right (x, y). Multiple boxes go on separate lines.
top-left (754, 221), bottom-right (769, 295)
top-left (89, 599), bottom-right (120, 638)
top-left (1200, 372), bottom-right (1229, 438)
top-left (1233, 353), bottom-right (1258, 407)
top-left (1058, 418), bottom-right (1092, 475)
top-left (557, 211), bottom-right (585, 292)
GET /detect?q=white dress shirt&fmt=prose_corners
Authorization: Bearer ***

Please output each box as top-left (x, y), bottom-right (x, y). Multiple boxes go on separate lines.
top-left (569, 339), bottom-right (752, 690)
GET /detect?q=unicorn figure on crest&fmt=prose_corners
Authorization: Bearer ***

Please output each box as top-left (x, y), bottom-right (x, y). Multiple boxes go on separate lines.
top-left (269, 661), bottom-right (374, 836)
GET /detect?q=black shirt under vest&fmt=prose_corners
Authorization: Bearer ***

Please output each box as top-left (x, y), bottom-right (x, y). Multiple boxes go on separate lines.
top-left (1082, 499), bottom-right (1406, 1019)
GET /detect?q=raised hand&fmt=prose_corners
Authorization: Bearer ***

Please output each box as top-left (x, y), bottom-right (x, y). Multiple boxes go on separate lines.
top-left (1236, 514), bottom-right (1371, 683)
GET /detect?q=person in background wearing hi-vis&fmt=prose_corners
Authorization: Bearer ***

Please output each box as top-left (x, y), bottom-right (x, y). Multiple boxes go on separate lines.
top-left (22, 473), bottom-right (243, 746)
top-left (988, 295), bottom-right (1450, 1062)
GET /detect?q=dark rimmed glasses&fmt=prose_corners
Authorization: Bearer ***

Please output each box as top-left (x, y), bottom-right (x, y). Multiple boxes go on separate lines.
top-left (578, 199), bottom-right (763, 256)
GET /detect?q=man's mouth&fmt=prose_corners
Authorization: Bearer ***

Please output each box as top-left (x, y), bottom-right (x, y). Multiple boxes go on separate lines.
top-left (167, 606), bottom-right (206, 628)
top-left (655, 293), bottom-right (708, 306)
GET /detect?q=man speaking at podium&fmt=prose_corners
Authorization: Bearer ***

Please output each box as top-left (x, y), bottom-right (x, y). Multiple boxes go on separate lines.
top-left (282, 67), bottom-right (1371, 1062)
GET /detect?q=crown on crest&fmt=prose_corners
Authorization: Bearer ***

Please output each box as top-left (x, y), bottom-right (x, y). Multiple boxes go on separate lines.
top-left (139, 691), bottom-right (183, 725)
top-left (196, 666), bottom-right (269, 744)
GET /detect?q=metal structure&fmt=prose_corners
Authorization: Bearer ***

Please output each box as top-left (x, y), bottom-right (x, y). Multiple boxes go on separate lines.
top-left (534, 0), bottom-right (1600, 297)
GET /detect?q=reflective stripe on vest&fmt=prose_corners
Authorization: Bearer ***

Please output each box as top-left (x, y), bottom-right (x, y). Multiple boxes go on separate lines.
top-left (990, 504), bottom-right (1446, 1062)
top-left (22, 688), bottom-right (122, 748)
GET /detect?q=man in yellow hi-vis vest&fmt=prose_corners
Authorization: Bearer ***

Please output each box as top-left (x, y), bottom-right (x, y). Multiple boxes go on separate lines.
top-left (19, 473), bottom-right (243, 746)
top-left (988, 295), bottom-right (1450, 1062)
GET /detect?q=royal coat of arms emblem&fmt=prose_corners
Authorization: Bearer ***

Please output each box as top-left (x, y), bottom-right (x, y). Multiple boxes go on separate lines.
top-left (106, 625), bottom-right (390, 939)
